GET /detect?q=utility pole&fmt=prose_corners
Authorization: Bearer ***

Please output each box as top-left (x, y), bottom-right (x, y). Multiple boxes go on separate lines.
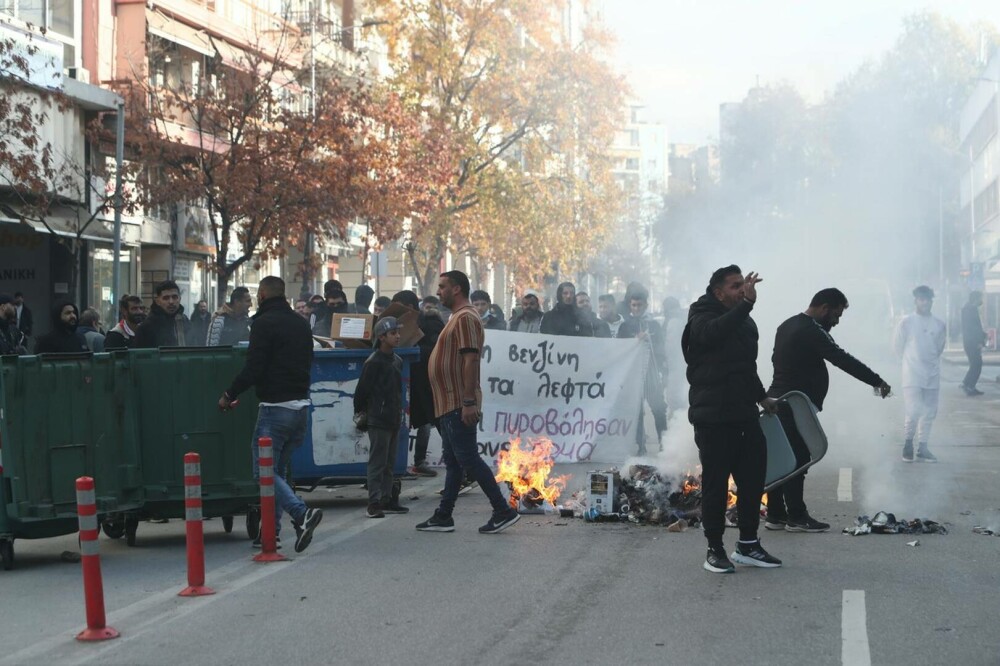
top-left (111, 98), bottom-right (125, 311)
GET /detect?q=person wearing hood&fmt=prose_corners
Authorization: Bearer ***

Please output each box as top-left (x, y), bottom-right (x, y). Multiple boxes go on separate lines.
top-left (540, 282), bottom-right (591, 337)
top-left (0, 294), bottom-right (28, 355)
top-left (35, 300), bottom-right (89, 353)
top-left (311, 281), bottom-right (349, 337)
top-left (598, 294), bottom-right (625, 337)
top-left (105, 295), bottom-right (146, 350)
top-left (682, 265), bottom-right (780, 574)
top-left (353, 284), bottom-right (375, 315)
top-left (392, 290), bottom-right (444, 477)
top-left (78, 308), bottom-right (106, 352)
top-left (508, 291), bottom-right (543, 334)
top-left (471, 290), bottom-right (506, 331)
top-left (207, 287), bottom-right (253, 346)
top-left (135, 280), bottom-right (191, 348)
top-left (617, 287), bottom-right (667, 454)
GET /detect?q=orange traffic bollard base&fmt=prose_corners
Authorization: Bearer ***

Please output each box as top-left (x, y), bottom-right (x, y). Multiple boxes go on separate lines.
top-left (252, 551), bottom-right (288, 563)
top-left (76, 626), bottom-right (120, 642)
top-left (178, 585), bottom-right (216, 597)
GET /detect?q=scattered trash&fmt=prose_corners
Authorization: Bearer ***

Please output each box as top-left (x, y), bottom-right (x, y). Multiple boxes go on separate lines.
top-left (906, 540), bottom-right (920, 547)
top-left (843, 512), bottom-right (947, 536)
top-left (959, 510), bottom-right (972, 516)
top-left (972, 526), bottom-right (999, 536)
top-left (61, 551), bottom-right (81, 563)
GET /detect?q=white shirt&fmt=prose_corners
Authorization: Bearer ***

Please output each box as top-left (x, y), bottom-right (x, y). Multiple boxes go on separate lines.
top-left (894, 313), bottom-right (946, 389)
top-left (260, 399), bottom-right (311, 411)
top-left (15, 303), bottom-right (22, 328)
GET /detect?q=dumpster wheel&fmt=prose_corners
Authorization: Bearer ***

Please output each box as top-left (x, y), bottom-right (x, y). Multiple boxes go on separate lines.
top-left (222, 515), bottom-right (234, 533)
top-left (246, 506), bottom-right (260, 540)
top-left (124, 515), bottom-right (139, 547)
top-left (102, 518), bottom-right (126, 540)
top-left (0, 538), bottom-right (13, 571)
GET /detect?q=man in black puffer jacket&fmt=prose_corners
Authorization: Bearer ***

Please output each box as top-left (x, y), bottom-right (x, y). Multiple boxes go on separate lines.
top-left (34, 300), bottom-right (89, 353)
top-left (682, 265), bottom-right (780, 574)
top-left (540, 282), bottom-right (592, 337)
top-left (219, 276), bottom-right (322, 553)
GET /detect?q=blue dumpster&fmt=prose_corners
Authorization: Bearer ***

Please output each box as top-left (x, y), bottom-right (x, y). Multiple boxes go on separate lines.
top-left (290, 347), bottom-right (419, 486)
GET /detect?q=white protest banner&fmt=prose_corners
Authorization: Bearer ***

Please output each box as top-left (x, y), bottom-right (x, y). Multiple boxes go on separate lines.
top-left (477, 330), bottom-right (649, 463)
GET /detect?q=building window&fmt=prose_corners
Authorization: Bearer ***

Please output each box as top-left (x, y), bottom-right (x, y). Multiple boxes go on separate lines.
top-left (629, 130), bottom-right (639, 147)
top-left (974, 178), bottom-right (999, 227)
top-left (625, 157), bottom-right (640, 171)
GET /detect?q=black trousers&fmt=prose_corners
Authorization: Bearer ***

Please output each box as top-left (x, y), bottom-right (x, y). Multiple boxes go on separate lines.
top-left (694, 420), bottom-right (766, 547)
top-left (764, 404), bottom-right (811, 521)
top-left (963, 345), bottom-right (983, 389)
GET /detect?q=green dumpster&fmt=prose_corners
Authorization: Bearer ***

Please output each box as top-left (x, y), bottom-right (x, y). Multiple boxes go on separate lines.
top-left (128, 347), bottom-right (260, 542)
top-left (0, 353), bottom-right (143, 570)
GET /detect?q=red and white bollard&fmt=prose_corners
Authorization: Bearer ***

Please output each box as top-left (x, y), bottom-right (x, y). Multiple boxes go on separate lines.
top-left (179, 452), bottom-right (215, 597)
top-left (75, 477), bottom-right (120, 641)
top-left (253, 437), bottom-right (286, 563)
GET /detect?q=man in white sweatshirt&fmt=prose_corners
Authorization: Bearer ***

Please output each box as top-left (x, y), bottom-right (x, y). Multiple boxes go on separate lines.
top-left (893, 285), bottom-right (946, 463)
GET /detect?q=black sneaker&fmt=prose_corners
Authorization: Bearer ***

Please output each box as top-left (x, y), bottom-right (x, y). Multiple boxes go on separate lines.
top-left (785, 515), bottom-right (830, 533)
top-left (381, 501), bottom-right (410, 514)
top-left (416, 511), bottom-right (455, 532)
top-left (366, 503), bottom-right (385, 518)
top-left (293, 508), bottom-right (323, 553)
top-left (902, 440), bottom-right (914, 463)
top-left (479, 509), bottom-right (521, 534)
top-left (764, 517), bottom-right (787, 531)
top-left (251, 535), bottom-right (282, 550)
top-left (916, 447), bottom-right (938, 463)
top-left (703, 547), bottom-right (735, 573)
top-left (731, 540), bottom-right (782, 568)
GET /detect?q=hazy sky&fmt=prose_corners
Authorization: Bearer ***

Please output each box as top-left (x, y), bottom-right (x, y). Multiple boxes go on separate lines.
top-left (602, 1), bottom-right (1000, 144)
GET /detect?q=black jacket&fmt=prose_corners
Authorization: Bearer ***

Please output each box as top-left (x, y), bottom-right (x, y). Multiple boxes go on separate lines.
top-left (16, 303), bottom-right (32, 336)
top-left (540, 303), bottom-right (591, 337)
top-left (767, 313), bottom-right (882, 410)
top-left (354, 348), bottom-right (403, 430)
top-left (0, 318), bottom-right (27, 355)
top-left (410, 310), bottom-right (445, 428)
top-left (227, 297), bottom-right (313, 403)
top-left (311, 301), bottom-right (349, 337)
top-left (962, 302), bottom-right (987, 348)
top-left (682, 293), bottom-right (766, 425)
top-left (34, 301), bottom-right (89, 354)
top-left (483, 313), bottom-right (506, 331)
top-left (189, 310), bottom-right (212, 346)
top-left (135, 303), bottom-right (192, 348)
top-left (618, 314), bottom-right (665, 370)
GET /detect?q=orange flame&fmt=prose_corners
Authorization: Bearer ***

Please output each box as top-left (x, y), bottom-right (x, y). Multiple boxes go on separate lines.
top-left (495, 438), bottom-right (568, 509)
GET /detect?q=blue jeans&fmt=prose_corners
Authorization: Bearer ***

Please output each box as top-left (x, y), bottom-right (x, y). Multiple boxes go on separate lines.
top-left (252, 405), bottom-right (308, 533)
top-left (436, 409), bottom-right (509, 517)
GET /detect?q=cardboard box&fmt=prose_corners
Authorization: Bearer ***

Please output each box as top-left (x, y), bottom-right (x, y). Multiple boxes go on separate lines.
top-left (377, 303), bottom-right (425, 348)
top-left (330, 314), bottom-right (375, 349)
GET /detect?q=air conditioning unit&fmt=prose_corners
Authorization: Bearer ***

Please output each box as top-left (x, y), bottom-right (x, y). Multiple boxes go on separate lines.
top-left (66, 67), bottom-right (91, 84)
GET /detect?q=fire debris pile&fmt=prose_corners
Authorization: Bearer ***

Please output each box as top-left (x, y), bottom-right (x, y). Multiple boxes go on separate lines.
top-left (842, 511), bottom-right (948, 536)
top-left (495, 438), bottom-right (568, 513)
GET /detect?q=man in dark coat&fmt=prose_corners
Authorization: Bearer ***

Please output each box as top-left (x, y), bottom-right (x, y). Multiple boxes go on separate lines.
top-left (13, 292), bottom-right (32, 338)
top-left (540, 282), bottom-right (591, 337)
top-left (0, 294), bottom-right (28, 355)
top-left (189, 300), bottom-right (212, 346)
top-left (617, 287), bottom-right (667, 453)
top-left (576, 292), bottom-right (611, 338)
top-left (391, 290), bottom-right (444, 477)
top-left (961, 291), bottom-right (987, 396)
top-left (34, 301), bottom-right (89, 353)
top-left (682, 265), bottom-right (779, 574)
top-left (135, 280), bottom-right (191, 348)
top-left (353, 284), bottom-right (375, 315)
top-left (766, 288), bottom-right (889, 533)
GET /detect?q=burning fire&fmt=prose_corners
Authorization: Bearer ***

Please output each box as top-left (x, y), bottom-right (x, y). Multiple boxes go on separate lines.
top-left (495, 438), bottom-right (568, 509)
top-left (680, 472), bottom-right (766, 510)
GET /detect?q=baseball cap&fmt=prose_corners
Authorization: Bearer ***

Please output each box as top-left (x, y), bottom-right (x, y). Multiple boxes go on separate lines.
top-left (373, 316), bottom-right (401, 341)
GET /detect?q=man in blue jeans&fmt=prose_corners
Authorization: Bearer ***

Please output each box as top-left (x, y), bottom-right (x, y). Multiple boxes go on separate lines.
top-left (416, 270), bottom-right (520, 534)
top-left (220, 276), bottom-right (322, 553)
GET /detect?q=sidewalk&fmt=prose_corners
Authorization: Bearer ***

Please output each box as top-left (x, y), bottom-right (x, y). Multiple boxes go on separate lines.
top-left (943, 349), bottom-right (1000, 366)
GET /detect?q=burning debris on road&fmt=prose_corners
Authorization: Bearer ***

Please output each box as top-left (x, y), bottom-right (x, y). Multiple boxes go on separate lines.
top-left (495, 438), bottom-right (568, 513)
top-left (842, 512), bottom-right (948, 536)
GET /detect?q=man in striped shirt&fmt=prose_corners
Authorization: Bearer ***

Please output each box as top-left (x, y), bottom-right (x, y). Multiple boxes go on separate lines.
top-left (416, 270), bottom-right (521, 534)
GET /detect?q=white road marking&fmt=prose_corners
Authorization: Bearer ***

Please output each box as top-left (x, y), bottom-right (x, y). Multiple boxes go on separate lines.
top-left (842, 590), bottom-right (872, 666)
top-left (837, 467), bottom-right (853, 502)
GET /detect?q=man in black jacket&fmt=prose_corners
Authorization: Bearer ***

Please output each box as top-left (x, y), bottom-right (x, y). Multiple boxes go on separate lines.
top-left (189, 300), bottom-right (212, 346)
top-left (0, 295), bottom-right (28, 355)
top-left (219, 276), bottom-right (322, 553)
top-left (105, 295), bottom-right (146, 350)
top-left (35, 301), bottom-right (89, 353)
top-left (135, 280), bottom-right (191, 348)
top-left (355, 316), bottom-right (408, 518)
top-left (618, 287), bottom-right (667, 453)
top-left (540, 282), bottom-right (591, 337)
top-left (312, 283), bottom-right (349, 337)
top-left (13, 292), bottom-right (32, 339)
top-left (961, 291), bottom-right (986, 396)
top-left (683, 265), bottom-right (780, 574)
top-left (765, 288), bottom-right (890, 533)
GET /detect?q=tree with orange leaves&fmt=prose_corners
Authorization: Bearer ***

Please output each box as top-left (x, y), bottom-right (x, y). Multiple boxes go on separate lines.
top-left (369, 0), bottom-right (626, 293)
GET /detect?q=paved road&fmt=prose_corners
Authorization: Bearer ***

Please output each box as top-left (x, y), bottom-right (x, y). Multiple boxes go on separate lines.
top-left (1, 365), bottom-right (998, 665)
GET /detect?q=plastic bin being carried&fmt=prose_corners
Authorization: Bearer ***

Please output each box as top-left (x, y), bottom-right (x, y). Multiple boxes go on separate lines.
top-left (0, 353), bottom-right (143, 570)
top-left (128, 347), bottom-right (260, 543)
top-left (761, 390), bottom-right (829, 492)
top-left (290, 347), bottom-right (419, 489)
